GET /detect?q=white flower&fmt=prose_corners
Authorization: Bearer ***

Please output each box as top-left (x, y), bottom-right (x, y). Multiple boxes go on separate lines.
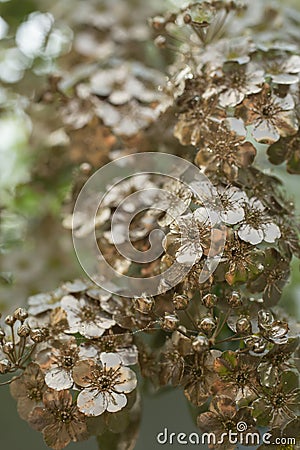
top-left (238, 198), bottom-right (281, 245)
top-left (61, 295), bottom-right (115, 338)
top-left (164, 209), bottom-right (211, 265)
top-left (73, 353), bottom-right (137, 416)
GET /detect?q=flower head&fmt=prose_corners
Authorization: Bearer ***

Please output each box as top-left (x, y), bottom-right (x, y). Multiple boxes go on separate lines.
top-left (73, 352), bottom-right (137, 416)
top-left (10, 362), bottom-right (46, 420)
top-left (237, 197), bottom-right (281, 245)
top-left (241, 85), bottom-right (298, 144)
top-left (61, 295), bottom-right (115, 338)
top-left (195, 118), bottom-right (256, 180)
top-left (28, 389), bottom-right (88, 450)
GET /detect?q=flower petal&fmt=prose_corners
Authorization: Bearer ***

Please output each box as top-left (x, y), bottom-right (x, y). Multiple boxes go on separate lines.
top-left (106, 392), bottom-right (127, 413)
top-left (45, 368), bottom-right (73, 391)
top-left (77, 389), bottom-right (107, 416)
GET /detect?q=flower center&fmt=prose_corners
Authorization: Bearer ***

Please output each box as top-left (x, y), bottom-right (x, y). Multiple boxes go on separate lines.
top-left (56, 409), bottom-right (73, 423)
top-left (28, 387), bottom-right (43, 401)
top-left (81, 306), bottom-right (95, 321)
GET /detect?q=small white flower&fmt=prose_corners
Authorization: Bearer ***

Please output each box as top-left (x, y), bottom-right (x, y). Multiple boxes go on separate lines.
top-left (238, 198), bottom-right (281, 245)
top-left (73, 353), bottom-right (137, 416)
top-left (61, 295), bottom-right (115, 338)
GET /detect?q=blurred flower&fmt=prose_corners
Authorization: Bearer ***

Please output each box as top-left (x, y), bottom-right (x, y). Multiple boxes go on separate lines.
top-left (28, 389), bottom-right (88, 450)
top-left (10, 362), bottom-right (46, 420)
top-left (27, 288), bottom-right (65, 316)
top-left (198, 37), bottom-right (255, 71)
top-left (267, 131), bottom-right (300, 174)
top-left (260, 52), bottom-right (300, 85)
top-left (73, 353), bottom-right (137, 416)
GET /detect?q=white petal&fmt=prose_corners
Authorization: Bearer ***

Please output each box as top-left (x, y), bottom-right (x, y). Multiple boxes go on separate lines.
top-left (114, 367), bottom-right (137, 393)
top-left (61, 295), bottom-right (81, 314)
top-left (176, 244), bottom-right (200, 265)
top-left (117, 346), bottom-right (139, 366)
top-left (100, 352), bottom-right (122, 368)
top-left (80, 322), bottom-right (106, 338)
top-left (77, 389), bottom-right (107, 416)
top-left (262, 223), bottom-right (281, 243)
top-left (195, 207), bottom-right (218, 226)
top-left (238, 224), bottom-right (264, 245)
top-left (106, 392), bottom-right (127, 412)
top-left (221, 206), bottom-right (244, 224)
top-left (45, 368), bottom-right (73, 390)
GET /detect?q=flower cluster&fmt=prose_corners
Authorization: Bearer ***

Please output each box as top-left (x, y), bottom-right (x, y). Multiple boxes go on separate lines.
top-left (1, 280), bottom-right (139, 449)
top-left (1, 1), bottom-right (300, 450)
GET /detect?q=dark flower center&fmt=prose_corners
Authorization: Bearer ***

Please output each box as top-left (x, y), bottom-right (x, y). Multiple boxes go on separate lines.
top-left (236, 371), bottom-right (248, 385)
top-left (63, 356), bottom-right (75, 368)
top-left (28, 387), bottom-right (43, 401)
top-left (56, 409), bottom-right (73, 423)
top-left (81, 306), bottom-right (96, 321)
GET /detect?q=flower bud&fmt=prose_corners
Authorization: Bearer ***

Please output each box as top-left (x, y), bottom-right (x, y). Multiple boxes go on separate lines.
top-left (154, 35), bottom-right (167, 48)
top-left (173, 293), bottom-right (189, 310)
top-left (133, 295), bottom-right (154, 314)
top-left (150, 16), bottom-right (166, 31)
top-left (236, 317), bottom-right (252, 334)
top-left (4, 315), bottom-right (15, 326)
top-left (161, 314), bottom-right (179, 332)
top-left (202, 293), bottom-right (217, 308)
top-left (2, 342), bottom-right (14, 354)
top-left (197, 317), bottom-right (216, 336)
top-left (192, 334), bottom-right (209, 353)
top-left (184, 13), bottom-right (192, 24)
top-left (13, 308), bottom-right (28, 322)
top-left (30, 328), bottom-right (46, 343)
top-left (17, 325), bottom-right (31, 337)
top-left (0, 358), bottom-right (12, 374)
top-left (227, 291), bottom-right (242, 307)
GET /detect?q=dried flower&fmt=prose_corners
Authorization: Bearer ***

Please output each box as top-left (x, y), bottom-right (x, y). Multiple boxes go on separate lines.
top-left (195, 118), bottom-right (256, 180)
top-left (197, 395), bottom-right (257, 450)
top-left (10, 363), bottom-right (46, 420)
top-left (204, 62), bottom-right (264, 108)
top-left (28, 389), bottom-right (88, 450)
top-left (252, 370), bottom-right (300, 427)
